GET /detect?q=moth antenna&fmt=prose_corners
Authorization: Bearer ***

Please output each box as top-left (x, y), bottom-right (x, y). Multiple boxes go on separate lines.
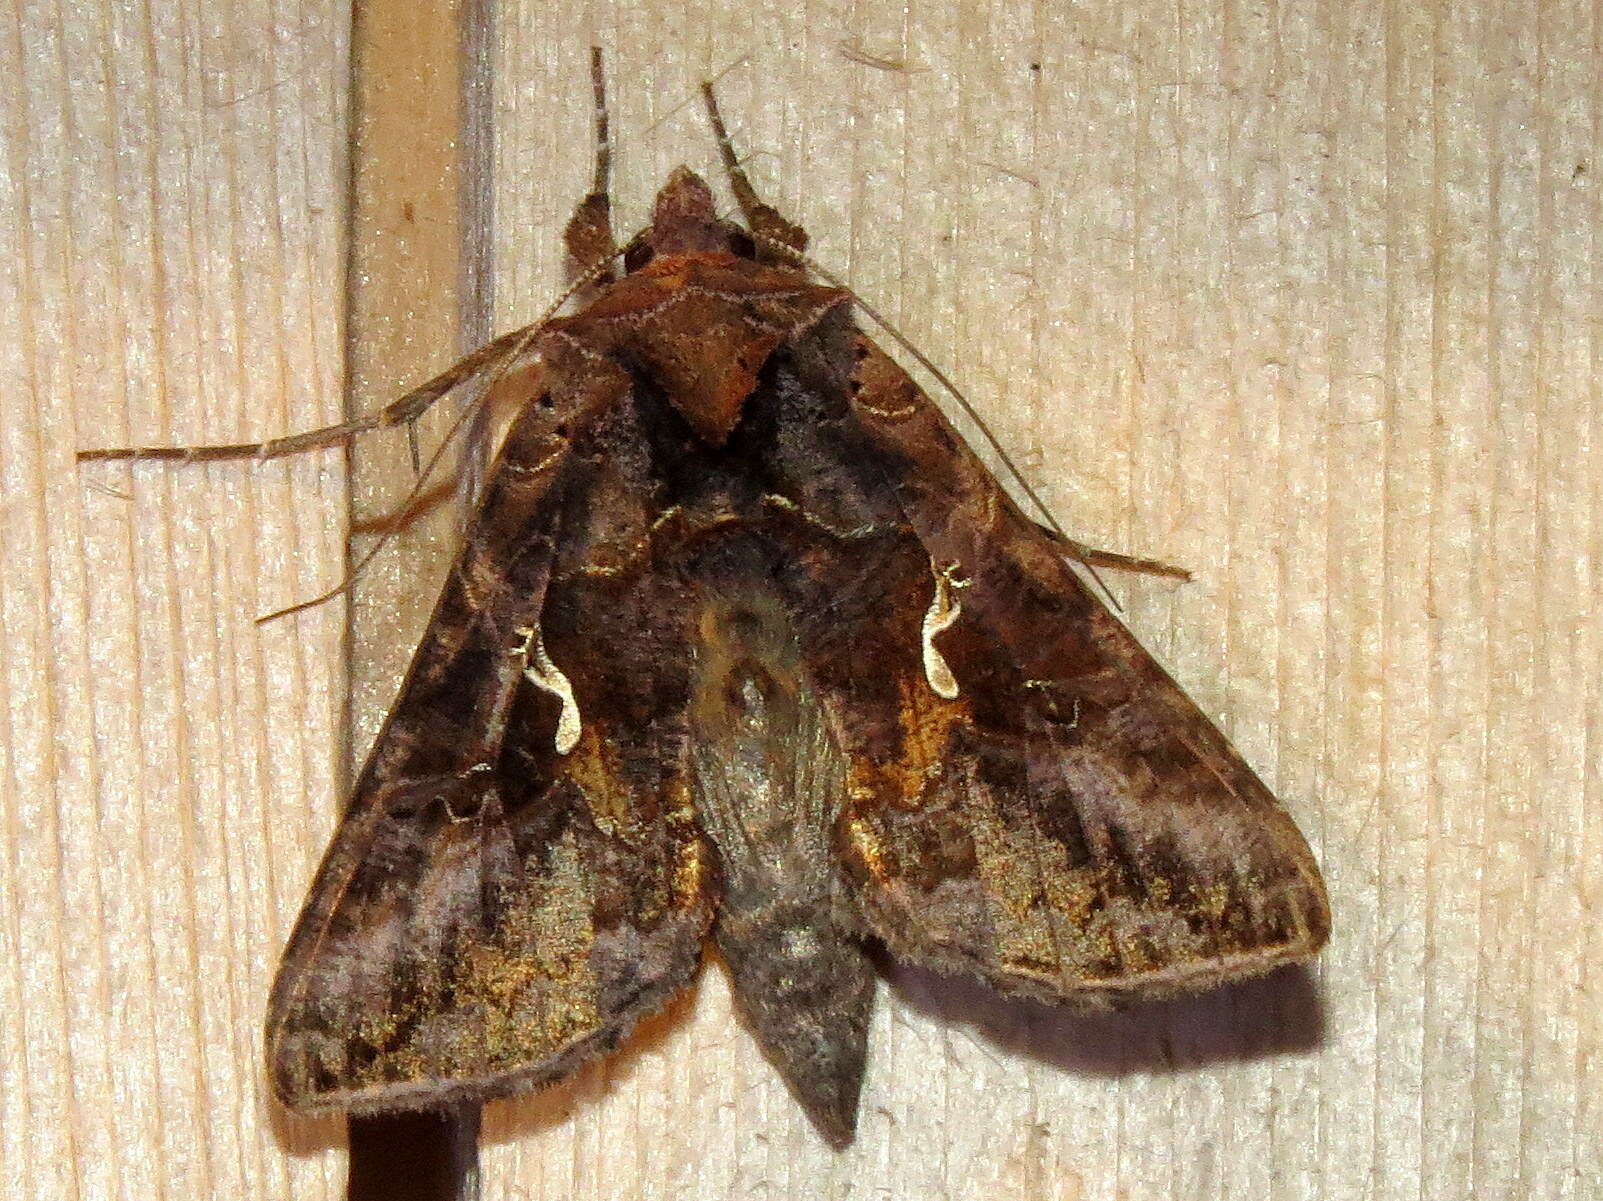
top-left (698, 78), bottom-right (808, 258)
top-left (253, 247), bottom-right (630, 623)
top-left (76, 320), bottom-right (542, 464)
top-left (588, 46), bottom-right (611, 197)
top-left (255, 382), bottom-right (496, 623)
top-left (754, 234), bottom-right (1157, 613)
top-left (406, 419), bottom-right (423, 475)
top-left (697, 79), bottom-right (758, 217)
top-left (77, 231), bottom-right (625, 468)
top-left (1036, 533), bottom-right (1191, 582)
top-left (563, 48), bottom-right (618, 290)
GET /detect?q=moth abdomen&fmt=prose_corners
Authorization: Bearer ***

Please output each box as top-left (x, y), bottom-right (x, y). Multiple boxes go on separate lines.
top-left (681, 553), bottom-right (876, 1143)
top-left (713, 896), bottom-right (873, 1147)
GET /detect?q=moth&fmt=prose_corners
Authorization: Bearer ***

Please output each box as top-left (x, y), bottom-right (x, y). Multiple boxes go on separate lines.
top-left (83, 55), bottom-right (1329, 1147)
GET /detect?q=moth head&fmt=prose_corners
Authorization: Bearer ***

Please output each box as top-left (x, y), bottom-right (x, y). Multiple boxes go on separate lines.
top-left (636, 166), bottom-right (756, 263)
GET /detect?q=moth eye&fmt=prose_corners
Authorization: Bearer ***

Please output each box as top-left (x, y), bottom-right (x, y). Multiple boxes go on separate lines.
top-left (537, 393), bottom-right (554, 410)
top-left (623, 239), bottom-right (654, 272)
top-left (729, 229), bottom-right (756, 258)
top-left (853, 341), bottom-right (870, 361)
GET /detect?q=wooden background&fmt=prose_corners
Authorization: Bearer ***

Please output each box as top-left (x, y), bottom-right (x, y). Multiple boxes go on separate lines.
top-left (4, 2), bottom-right (1599, 1199)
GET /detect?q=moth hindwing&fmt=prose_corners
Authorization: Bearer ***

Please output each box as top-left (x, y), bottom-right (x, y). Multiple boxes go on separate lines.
top-left (87, 55), bottom-right (1330, 1148)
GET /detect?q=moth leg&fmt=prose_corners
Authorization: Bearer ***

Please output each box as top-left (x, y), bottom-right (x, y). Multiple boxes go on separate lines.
top-left (77, 319), bottom-right (543, 464)
top-left (698, 80), bottom-right (809, 263)
top-left (562, 47), bottom-right (618, 295)
top-left (1036, 524), bottom-right (1193, 582)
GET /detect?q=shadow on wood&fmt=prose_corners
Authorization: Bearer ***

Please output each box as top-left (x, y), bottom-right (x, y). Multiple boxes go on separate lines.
top-left (882, 951), bottom-right (1326, 1075)
top-left (348, 1107), bottom-right (481, 1201)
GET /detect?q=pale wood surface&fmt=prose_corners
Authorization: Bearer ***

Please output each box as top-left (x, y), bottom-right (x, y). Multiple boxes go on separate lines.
top-left (6, 3), bottom-right (1600, 1200)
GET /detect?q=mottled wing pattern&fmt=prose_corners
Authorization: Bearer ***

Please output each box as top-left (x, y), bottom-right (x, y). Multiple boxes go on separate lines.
top-left (793, 330), bottom-right (1329, 1003)
top-left (267, 349), bottom-right (711, 1115)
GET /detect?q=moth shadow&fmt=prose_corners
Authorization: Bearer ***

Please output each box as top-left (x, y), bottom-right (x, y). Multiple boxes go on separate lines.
top-left (879, 953), bottom-right (1326, 1075)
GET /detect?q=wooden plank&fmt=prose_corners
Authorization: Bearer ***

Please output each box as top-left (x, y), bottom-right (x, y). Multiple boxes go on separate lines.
top-left (344, 0), bottom-right (491, 771)
top-left (2, 4), bottom-right (351, 1200)
top-left (10, 3), bottom-right (1602, 1199)
top-left (342, 4), bottom-right (488, 1198)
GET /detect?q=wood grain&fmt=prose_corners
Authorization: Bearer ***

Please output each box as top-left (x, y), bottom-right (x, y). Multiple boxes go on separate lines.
top-left (8, 2), bottom-right (1600, 1199)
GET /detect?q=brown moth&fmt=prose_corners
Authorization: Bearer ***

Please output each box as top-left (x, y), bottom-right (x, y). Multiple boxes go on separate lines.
top-left (84, 56), bottom-right (1329, 1147)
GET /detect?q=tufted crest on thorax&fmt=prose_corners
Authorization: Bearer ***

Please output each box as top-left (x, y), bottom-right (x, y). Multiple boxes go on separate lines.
top-left (547, 167), bottom-right (850, 445)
